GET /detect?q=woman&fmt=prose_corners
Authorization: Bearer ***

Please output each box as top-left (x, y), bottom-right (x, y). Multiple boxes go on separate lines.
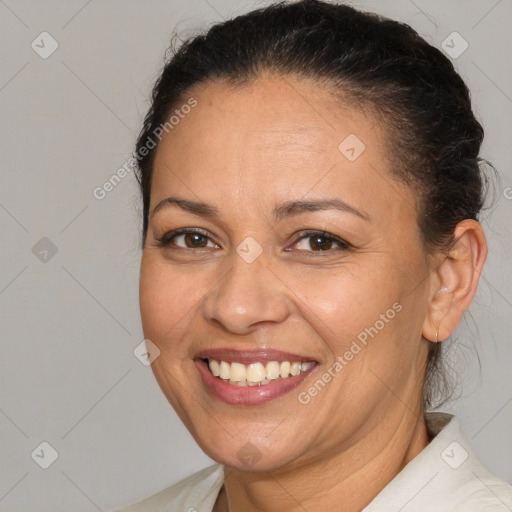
top-left (116, 1), bottom-right (512, 510)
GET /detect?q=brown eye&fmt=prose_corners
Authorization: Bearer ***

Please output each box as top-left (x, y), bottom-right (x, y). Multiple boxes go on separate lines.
top-left (180, 233), bottom-right (209, 248)
top-left (292, 230), bottom-right (350, 252)
top-left (155, 228), bottom-right (219, 249)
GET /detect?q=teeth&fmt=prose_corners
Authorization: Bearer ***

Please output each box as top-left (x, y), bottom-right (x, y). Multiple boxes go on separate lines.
top-left (229, 379), bottom-right (246, 386)
top-left (230, 362), bottom-right (246, 382)
top-left (247, 362), bottom-right (266, 383)
top-left (280, 361), bottom-right (290, 378)
top-left (219, 361), bottom-right (230, 380)
top-left (209, 359), bottom-right (220, 377)
top-left (301, 362), bottom-right (314, 371)
top-left (207, 359), bottom-right (314, 386)
top-left (290, 362), bottom-right (301, 376)
top-left (265, 361), bottom-right (280, 380)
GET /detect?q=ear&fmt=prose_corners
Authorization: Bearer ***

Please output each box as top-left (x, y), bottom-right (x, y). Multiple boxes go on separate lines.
top-left (422, 219), bottom-right (487, 342)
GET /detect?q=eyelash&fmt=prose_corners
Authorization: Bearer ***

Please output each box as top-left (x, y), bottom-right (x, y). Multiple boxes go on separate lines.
top-left (154, 228), bottom-right (351, 254)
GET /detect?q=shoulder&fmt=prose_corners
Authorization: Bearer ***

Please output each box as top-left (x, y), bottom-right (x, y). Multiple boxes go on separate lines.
top-left (113, 463), bottom-right (224, 512)
top-left (451, 466), bottom-right (512, 511)
top-left (432, 413), bottom-right (512, 511)
top-left (364, 413), bottom-right (512, 511)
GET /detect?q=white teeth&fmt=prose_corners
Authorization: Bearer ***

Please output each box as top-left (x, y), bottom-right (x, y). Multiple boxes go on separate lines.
top-left (247, 363), bottom-right (266, 383)
top-left (290, 362), bottom-right (301, 376)
top-left (265, 361), bottom-right (280, 380)
top-left (206, 359), bottom-right (315, 386)
top-left (279, 361), bottom-right (290, 378)
top-left (219, 361), bottom-right (230, 380)
top-left (209, 359), bottom-right (220, 377)
top-left (229, 379), bottom-right (246, 386)
top-left (230, 362), bottom-right (246, 382)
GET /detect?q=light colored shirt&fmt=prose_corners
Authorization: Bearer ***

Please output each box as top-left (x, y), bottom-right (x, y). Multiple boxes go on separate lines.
top-left (115, 412), bottom-right (512, 511)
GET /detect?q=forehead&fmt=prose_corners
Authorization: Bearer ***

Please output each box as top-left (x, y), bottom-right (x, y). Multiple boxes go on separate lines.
top-left (150, 74), bottom-right (416, 225)
top-left (171, 74), bottom-right (377, 149)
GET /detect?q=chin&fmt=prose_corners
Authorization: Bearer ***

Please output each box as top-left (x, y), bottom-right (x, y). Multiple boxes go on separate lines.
top-left (188, 421), bottom-right (309, 473)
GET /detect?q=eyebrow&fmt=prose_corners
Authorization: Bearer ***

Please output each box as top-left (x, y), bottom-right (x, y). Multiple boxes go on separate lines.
top-left (150, 196), bottom-right (370, 222)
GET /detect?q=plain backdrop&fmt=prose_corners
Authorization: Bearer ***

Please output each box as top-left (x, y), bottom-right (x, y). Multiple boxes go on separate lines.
top-left (0, 1), bottom-right (511, 510)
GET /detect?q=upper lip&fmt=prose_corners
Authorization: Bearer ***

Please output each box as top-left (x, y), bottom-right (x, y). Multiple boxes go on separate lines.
top-left (195, 348), bottom-right (318, 364)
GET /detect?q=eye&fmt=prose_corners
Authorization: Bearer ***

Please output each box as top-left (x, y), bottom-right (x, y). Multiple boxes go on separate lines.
top-left (154, 228), bottom-right (351, 253)
top-left (289, 230), bottom-right (350, 252)
top-left (155, 228), bottom-right (219, 249)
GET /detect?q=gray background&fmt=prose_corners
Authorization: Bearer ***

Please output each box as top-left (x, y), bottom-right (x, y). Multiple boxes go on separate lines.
top-left (0, 0), bottom-right (510, 510)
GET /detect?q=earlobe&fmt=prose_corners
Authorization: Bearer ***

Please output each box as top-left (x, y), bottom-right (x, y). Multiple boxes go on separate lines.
top-left (432, 287), bottom-right (452, 343)
top-left (423, 287), bottom-right (456, 342)
top-left (422, 219), bottom-right (487, 343)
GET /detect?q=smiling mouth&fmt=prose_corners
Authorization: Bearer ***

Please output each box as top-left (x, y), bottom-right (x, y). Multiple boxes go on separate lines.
top-left (201, 358), bottom-right (316, 387)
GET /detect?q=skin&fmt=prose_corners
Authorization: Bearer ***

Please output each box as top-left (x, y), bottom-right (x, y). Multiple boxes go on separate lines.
top-left (139, 73), bottom-right (487, 512)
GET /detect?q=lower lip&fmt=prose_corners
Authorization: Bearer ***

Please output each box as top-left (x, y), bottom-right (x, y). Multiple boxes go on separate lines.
top-left (195, 359), bottom-right (316, 406)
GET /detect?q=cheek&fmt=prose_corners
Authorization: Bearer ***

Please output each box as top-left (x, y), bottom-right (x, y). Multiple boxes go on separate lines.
top-left (138, 254), bottom-right (204, 350)
top-left (139, 248), bottom-right (420, 362)
top-left (291, 264), bottom-right (401, 350)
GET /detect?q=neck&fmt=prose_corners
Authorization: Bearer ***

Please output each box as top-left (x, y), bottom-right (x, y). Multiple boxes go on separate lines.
top-left (215, 411), bottom-right (430, 512)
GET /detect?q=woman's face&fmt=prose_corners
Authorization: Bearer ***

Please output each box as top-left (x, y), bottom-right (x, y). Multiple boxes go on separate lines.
top-left (139, 74), bottom-right (434, 471)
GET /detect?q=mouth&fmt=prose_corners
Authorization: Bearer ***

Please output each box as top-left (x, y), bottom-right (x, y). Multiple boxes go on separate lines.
top-left (194, 348), bottom-right (318, 405)
top-left (202, 358), bottom-right (315, 386)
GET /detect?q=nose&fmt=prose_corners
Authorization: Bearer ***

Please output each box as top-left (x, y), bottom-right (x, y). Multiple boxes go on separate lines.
top-left (201, 252), bottom-right (291, 335)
